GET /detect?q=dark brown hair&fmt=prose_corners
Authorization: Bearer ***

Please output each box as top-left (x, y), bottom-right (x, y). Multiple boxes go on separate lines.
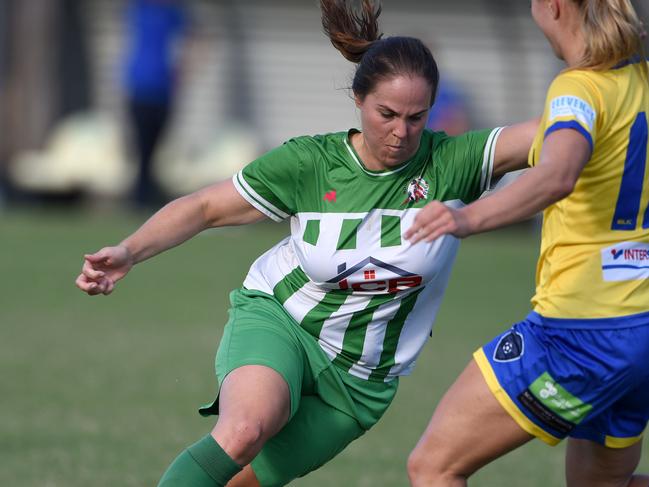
top-left (321, 0), bottom-right (439, 106)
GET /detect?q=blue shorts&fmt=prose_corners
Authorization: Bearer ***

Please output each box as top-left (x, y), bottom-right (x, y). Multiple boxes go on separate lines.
top-left (474, 311), bottom-right (649, 448)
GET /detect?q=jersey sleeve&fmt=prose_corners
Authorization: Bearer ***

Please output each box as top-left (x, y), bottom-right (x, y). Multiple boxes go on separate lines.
top-left (232, 138), bottom-right (306, 221)
top-left (435, 127), bottom-right (504, 203)
top-left (541, 72), bottom-right (600, 152)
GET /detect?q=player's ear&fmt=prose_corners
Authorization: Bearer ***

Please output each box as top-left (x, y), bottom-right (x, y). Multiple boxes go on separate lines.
top-left (549, 0), bottom-right (561, 20)
top-left (354, 92), bottom-right (363, 109)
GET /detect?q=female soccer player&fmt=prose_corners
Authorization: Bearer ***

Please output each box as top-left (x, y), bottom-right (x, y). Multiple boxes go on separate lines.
top-left (76, 1), bottom-right (536, 486)
top-left (406, 1), bottom-right (649, 486)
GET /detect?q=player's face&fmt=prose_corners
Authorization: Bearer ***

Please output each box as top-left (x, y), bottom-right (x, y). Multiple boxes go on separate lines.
top-left (355, 75), bottom-right (432, 170)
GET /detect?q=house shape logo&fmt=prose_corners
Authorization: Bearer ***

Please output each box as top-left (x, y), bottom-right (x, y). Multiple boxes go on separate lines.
top-left (326, 256), bottom-right (422, 293)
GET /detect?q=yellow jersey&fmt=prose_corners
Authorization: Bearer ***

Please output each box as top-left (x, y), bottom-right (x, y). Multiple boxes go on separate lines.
top-left (529, 59), bottom-right (649, 318)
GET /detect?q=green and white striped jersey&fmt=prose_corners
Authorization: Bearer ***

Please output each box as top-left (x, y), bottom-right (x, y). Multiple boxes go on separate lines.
top-left (233, 128), bottom-right (502, 381)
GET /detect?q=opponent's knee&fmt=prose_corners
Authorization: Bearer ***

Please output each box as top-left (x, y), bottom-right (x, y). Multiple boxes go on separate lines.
top-left (407, 447), bottom-right (439, 484)
top-left (407, 445), bottom-right (465, 486)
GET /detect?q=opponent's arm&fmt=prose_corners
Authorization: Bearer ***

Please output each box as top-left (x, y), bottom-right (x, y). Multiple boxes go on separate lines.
top-left (405, 128), bottom-right (591, 242)
top-left (491, 117), bottom-right (540, 178)
top-left (76, 180), bottom-right (266, 295)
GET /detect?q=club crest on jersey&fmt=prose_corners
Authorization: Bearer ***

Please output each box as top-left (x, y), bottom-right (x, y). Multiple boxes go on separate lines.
top-left (404, 177), bottom-right (429, 204)
top-left (327, 257), bottom-right (422, 294)
top-left (493, 331), bottom-right (524, 362)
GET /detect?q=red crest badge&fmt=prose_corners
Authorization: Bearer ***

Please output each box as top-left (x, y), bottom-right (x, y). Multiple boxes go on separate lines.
top-left (404, 177), bottom-right (429, 204)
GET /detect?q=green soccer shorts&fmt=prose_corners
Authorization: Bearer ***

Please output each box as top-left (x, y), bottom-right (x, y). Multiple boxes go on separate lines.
top-left (198, 288), bottom-right (398, 486)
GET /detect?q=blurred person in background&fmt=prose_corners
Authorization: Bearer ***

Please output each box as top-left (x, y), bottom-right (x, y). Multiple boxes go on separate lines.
top-left (406, 1), bottom-right (649, 486)
top-left (123, 0), bottom-right (189, 208)
top-left (76, 1), bottom-right (538, 486)
top-left (426, 79), bottom-right (470, 135)
top-left (422, 38), bottom-right (471, 137)
top-left (425, 77), bottom-right (471, 136)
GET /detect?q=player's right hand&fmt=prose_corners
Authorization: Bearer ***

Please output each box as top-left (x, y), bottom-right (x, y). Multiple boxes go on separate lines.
top-left (75, 245), bottom-right (134, 296)
top-left (404, 201), bottom-right (471, 244)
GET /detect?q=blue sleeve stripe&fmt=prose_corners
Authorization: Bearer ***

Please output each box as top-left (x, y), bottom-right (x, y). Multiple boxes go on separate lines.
top-left (544, 121), bottom-right (594, 152)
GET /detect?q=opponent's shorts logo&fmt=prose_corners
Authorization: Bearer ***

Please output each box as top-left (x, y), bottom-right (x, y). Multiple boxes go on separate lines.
top-left (517, 372), bottom-right (594, 436)
top-left (493, 331), bottom-right (524, 362)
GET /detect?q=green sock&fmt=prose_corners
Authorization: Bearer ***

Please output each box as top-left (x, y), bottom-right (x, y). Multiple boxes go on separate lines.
top-left (158, 435), bottom-right (242, 487)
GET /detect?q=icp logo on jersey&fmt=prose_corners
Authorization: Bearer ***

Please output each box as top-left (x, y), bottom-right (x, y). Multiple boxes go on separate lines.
top-left (327, 257), bottom-right (422, 294)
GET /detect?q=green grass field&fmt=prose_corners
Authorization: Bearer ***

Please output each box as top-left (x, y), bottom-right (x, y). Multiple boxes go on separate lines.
top-left (1, 208), bottom-right (647, 486)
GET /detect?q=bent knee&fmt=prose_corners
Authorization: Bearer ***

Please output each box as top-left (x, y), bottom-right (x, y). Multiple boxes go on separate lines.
top-left (407, 444), bottom-right (468, 486)
top-left (407, 441), bottom-right (472, 486)
top-left (231, 418), bottom-right (265, 446)
top-left (213, 418), bottom-right (267, 462)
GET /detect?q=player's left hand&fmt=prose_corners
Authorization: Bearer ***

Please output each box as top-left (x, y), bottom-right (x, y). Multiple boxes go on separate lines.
top-left (75, 245), bottom-right (133, 296)
top-left (404, 201), bottom-right (471, 243)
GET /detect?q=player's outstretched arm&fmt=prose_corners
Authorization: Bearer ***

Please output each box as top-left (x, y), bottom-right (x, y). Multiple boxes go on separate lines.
top-left (491, 117), bottom-right (540, 178)
top-left (76, 179), bottom-right (266, 296)
top-left (405, 127), bottom-right (591, 243)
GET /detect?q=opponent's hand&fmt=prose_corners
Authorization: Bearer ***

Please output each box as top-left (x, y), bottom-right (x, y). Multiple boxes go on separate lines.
top-left (404, 201), bottom-right (471, 244)
top-left (75, 245), bottom-right (133, 296)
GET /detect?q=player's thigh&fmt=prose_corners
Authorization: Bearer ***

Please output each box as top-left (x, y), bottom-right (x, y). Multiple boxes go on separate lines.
top-left (214, 365), bottom-right (291, 441)
top-left (411, 358), bottom-right (533, 477)
top-left (566, 438), bottom-right (643, 487)
top-left (566, 378), bottom-right (649, 487)
top-left (250, 395), bottom-right (365, 487)
top-left (209, 291), bottom-right (310, 421)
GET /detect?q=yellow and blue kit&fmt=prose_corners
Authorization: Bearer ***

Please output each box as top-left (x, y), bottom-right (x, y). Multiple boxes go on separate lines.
top-left (477, 58), bottom-right (649, 447)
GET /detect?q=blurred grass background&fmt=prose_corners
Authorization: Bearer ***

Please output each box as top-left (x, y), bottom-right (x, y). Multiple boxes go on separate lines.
top-left (1, 209), bottom-right (647, 486)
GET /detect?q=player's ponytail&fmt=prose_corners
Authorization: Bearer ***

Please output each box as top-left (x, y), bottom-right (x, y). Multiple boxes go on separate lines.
top-left (576, 0), bottom-right (647, 77)
top-left (320, 0), bottom-right (382, 63)
top-left (320, 0), bottom-right (439, 106)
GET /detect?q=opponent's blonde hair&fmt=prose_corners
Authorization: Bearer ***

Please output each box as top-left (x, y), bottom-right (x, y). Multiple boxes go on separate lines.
top-left (573, 0), bottom-right (647, 77)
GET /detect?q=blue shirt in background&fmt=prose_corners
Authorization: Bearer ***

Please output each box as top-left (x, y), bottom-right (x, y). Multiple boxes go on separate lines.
top-left (124, 0), bottom-right (187, 104)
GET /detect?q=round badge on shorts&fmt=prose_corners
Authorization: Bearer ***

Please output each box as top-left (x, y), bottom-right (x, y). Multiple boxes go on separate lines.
top-left (493, 331), bottom-right (524, 362)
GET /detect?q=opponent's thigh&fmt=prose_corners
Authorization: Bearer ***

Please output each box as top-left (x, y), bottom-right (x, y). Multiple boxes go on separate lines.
top-left (409, 359), bottom-right (533, 483)
top-left (566, 438), bottom-right (648, 487)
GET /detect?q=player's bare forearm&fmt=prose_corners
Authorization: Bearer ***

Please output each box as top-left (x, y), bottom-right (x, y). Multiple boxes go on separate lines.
top-left (461, 162), bottom-right (572, 235)
top-left (121, 180), bottom-right (265, 265)
top-left (406, 164), bottom-right (570, 244)
top-left (463, 129), bottom-right (591, 235)
top-left (119, 192), bottom-right (211, 264)
top-left (406, 129), bottom-right (590, 243)
top-left (492, 117), bottom-right (540, 177)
